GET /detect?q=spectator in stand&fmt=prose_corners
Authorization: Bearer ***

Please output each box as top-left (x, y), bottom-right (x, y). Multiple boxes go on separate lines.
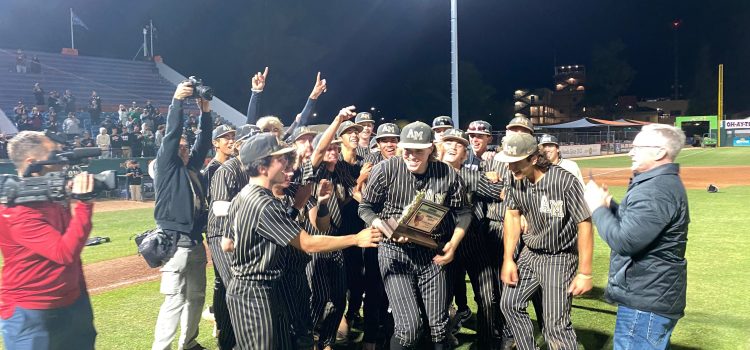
top-left (48, 91), bottom-right (62, 113)
top-left (47, 110), bottom-right (60, 132)
top-left (154, 112), bottom-right (166, 128)
top-left (145, 100), bottom-right (157, 116)
top-left (186, 126), bottom-right (198, 147)
top-left (185, 113), bottom-right (197, 129)
top-left (29, 55), bottom-right (41, 73)
top-left (154, 125), bottom-right (165, 149)
top-left (96, 127), bottom-right (110, 158)
top-left (13, 101), bottom-right (26, 122)
top-left (128, 101), bottom-right (138, 113)
top-left (120, 127), bottom-right (132, 158)
top-left (0, 134), bottom-right (7, 159)
top-left (142, 127), bottom-right (157, 157)
top-left (15, 49), bottom-right (27, 73)
top-left (125, 160), bottom-right (144, 201)
top-left (29, 107), bottom-right (43, 131)
top-left (81, 131), bottom-right (96, 148)
top-left (100, 117), bottom-right (115, 134)
top-left (16, 114), bottom-right (29, 132)
top-left (130, 125), bottom-right (144, 158)
top-left (88, 91), bottom-right (102, 126)
top-left (62, 113), bottom-right (82, 141)
top-left (0, 131), bottom-right (97, 350)
top-left (63, 90), bottom-right (76, 114)
top-left (110, 128), bottom-right (123, 158)
top-left (141, 111), bottom-right (154, 132)
top-left (118, 104), bottom-right (128, 124)
top-left (33, 83), bottom-right (45, 105)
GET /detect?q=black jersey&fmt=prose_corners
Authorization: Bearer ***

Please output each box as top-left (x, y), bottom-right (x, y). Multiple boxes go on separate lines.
top-left (228, 185), bottom-right (301, 281)
top-left (505, 165), bottom-right (590, 254)
top-left (359, 157), bottom-right (468, 243)
top-left (207, 157), bottom-right (249, 239)
top-left (456, 167), bottom-right (502, 221)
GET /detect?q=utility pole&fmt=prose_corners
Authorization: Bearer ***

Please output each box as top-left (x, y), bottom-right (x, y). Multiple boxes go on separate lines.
top-left (672, 19), bottom-right (682, 100)
top-left (450, 0), bottom-right (459, 127)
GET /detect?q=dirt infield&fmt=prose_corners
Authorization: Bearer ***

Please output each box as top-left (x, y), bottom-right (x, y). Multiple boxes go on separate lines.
top-left (85, 255), bottom-right (160, 294)
top-left (584, 166), bottom-right (750, 189)
top-left (94, 200), bottom-right (154, 213)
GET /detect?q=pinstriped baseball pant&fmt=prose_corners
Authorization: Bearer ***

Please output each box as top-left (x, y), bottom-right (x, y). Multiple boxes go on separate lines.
top-left (279, 269), bottom-right (315, 349)
top-left (378, 243), bottom-right (451, 348)
top-left (306, 252), bottom-right (346, 348)
top-left (226, 279), bottom-right (291, 350)
top-left (206, 235), bottom-right (236, 349)
top-left (454, 219), bottom-right (504, 348)
top-left (500, 248), bottom-right (578, 350)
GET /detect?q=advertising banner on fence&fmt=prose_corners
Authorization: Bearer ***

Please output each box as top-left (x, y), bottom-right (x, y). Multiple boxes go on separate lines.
top-left (724, 120), bottom-right (750, 129)
top-left (733, 137), bottom-right (750, 147)
top-left (561, 144), bottom-right (602, 158)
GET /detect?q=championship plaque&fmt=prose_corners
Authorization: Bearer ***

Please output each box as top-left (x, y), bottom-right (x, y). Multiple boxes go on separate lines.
top-left (386, 191), bottom-right (449, 250)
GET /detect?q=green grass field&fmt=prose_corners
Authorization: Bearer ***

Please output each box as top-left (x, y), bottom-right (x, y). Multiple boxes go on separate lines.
top-left (574, 147), bottom-right (750, 169)
top-left (82, 208), bottom-right (156, 264)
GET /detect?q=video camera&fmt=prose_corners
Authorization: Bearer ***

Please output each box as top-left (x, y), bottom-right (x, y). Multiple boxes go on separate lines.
top-left (0, 147), bottom-right (118, 205)
top-left (187, 76), bottom-right (213, 101)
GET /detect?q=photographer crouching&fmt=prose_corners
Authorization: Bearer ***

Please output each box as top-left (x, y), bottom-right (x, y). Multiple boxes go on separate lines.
top-left (0, 131), bottom-right (97, 349)
top-left (151, 79), bottom-right (213, 350)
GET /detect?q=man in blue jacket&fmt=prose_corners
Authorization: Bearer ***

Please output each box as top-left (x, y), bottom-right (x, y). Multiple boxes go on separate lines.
top-left (152, 81), bottom-right (213, 350)
top-left (584, 124), bottom-right (689, 350)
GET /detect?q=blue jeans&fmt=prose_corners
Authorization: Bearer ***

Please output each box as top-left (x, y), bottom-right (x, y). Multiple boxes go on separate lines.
top-left (614, 305), bottom-right (678, 350)
top-left (1, 293), bottom-right (96, 350)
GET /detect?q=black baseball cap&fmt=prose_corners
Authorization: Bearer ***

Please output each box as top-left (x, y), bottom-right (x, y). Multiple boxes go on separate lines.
top-left (497, 133), bottom-right (538, 163)
top-left (539, 134), bottom-right (559, 146)
top-left (236, 124), bottom-right (261, 141)
top-left (374, 123), bottom-right (400, 141)
top-left (467, 120), bottom-right (492, 136)
top-left (506, 116), bottom-right (534, 133)
top-left (336, 121), bottom-right (364, 138)
top-left (355, 112), bottom-right (374, 125)
top-left (432, 116), bottom-right (453, 130)
top-left (239, 133), bottom-right (295, 165)
top-left (290, 126), bottom-right (317, 142)
top-left (212, 125), bottom-right (235, 140)
top-left (441, 128), bottom-right (469, 146)
top-left (398, 122), bottom-right (433, 149)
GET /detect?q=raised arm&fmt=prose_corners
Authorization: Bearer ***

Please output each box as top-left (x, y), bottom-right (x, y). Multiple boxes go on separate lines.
top-left (311, 106), bottom-right (356, 169)
top-left (158, 82), bottom-right (193, 167)
top-left (283, 72), bottom-right (326, 140)
top-left (245, 67), bottom-right (268, 124)
top-left (188, 98), bottom-right (213, 170)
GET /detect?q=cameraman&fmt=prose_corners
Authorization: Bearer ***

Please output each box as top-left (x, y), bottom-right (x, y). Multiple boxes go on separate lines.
top-left (151, 81), bottom-right (213, 350)
top-left (0, 131), bottom-right (97, 349)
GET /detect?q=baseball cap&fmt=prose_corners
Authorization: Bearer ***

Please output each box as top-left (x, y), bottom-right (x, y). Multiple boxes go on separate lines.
top-left (369, 137), bottom-right (378, 150)
top-left (212, 124), bottom-right (235, 140)
top-left (239, 132), bottom-right (295, 165)
top-left (441, 128), bottom-right (469, 146)
top-left (373, 123), bottom-right (400, 141)
top-left (355, 112), bottom-right (374, 125)
top-left (236, 124), bottom-right (261, 141)
top-left (397, 121), bottom-right (433, 149)
top-left (496, 133), bottom-right (539, 163)
top-left (336, 121), bottom-right (364, 138)
top-left (290, 126), bottom-right (317, 142)
top-left (312, 132), bottom-right (342, 151)
top-left (506, 116), bottom-right (534, 133)
top-left (467, 120), bottom-right (492, 136)
top-left (539, 134), bottom-right (559, 146)
top-left (432, 116), bottom-right (453, 130)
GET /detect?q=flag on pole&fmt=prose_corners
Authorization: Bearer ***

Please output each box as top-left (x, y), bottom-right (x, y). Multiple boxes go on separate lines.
top-left (71, 9), bottom-right (89, 30)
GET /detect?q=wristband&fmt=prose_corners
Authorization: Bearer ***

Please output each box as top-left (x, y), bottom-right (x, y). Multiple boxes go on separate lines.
top-left (317, 202), bottom-right (329, 217)
top-left (577, 273), bottom-right (593, 280)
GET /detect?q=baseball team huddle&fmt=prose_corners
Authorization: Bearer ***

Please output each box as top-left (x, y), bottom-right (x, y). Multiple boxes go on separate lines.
top-left (148, 70), bottom-right (689, 350)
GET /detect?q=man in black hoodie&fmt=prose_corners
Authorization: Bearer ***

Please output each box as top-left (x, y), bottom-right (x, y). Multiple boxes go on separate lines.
top-left (151, 81), bottom-right (213, 350)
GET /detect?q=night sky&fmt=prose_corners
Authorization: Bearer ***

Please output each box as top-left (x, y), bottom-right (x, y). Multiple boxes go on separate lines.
top-left (1, 0), bottom-right (748, 126)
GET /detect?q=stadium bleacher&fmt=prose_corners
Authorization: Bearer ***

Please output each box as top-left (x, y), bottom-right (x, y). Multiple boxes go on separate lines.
top-left (0, 48), bottom-right (177, 116)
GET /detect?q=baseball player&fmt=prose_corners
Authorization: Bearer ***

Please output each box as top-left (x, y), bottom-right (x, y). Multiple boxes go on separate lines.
top-left (497, 133), bottom-right (593, 350)
top-left (355, 111), bottom-right (375, 158)
top-left (359, 121), bottom-right (472, 349)
top-left (441, 128), bottom-right (506, 348)
top-left (539, 134), bottom-right (584, 185)
top-left (223, 132), bottom-right (381, 350)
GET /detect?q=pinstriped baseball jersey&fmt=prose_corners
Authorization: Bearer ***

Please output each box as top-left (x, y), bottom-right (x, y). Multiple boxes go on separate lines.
top-left (506, 165), bottom-right (590, 253)
top-left (201, 158), bottom-right (222, 204)
top-left (307, 162), bottom-right (358, 235)
top-left (363, 151), bottom-right (386, 166)
top-left (207, 157), bottom-right (249, 239)
top-left (484, 160), bottom-right (513, 222)
top-left (228, 185), bottom-right (301, 281)
top-left (356, 145), bottom-right (370, 159)
top-left (278, 184), bottom-right (312, 269)
top-left (456, 167), bottom-right (503, 221)
top-left (360, 157), bottom-right (468, 243)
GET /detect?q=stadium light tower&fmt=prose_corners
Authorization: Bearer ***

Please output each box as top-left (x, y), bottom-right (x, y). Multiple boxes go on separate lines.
top-left (450, 0), bottom-right (459, 127)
